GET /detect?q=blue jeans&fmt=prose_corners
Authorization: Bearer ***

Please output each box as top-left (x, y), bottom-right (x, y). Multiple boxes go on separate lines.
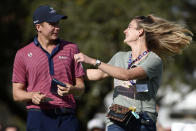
top-left (27, 109), bottom-right (79, 131)
top-left (107, 123), bottom-right (156, 131)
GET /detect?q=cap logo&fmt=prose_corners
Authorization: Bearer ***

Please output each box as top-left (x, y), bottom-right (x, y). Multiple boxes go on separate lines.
top-left (49, 7), bottom-right (56, 14)
top-left (33, 20), bottom-right (39, 24)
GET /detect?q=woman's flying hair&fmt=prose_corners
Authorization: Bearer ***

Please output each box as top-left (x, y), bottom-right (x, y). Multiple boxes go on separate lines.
top-left (134, 15), bottom-right (193, 59)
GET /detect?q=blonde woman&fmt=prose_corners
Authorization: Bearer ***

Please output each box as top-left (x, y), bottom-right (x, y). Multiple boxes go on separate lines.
top-left (75, 15), bottom-right (193, 131)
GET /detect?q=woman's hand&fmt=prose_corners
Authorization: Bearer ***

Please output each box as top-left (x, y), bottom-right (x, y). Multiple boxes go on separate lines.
top-left (74, 53), bottom-right (96, 65)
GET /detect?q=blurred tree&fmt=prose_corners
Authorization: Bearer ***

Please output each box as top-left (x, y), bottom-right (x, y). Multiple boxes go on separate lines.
top-left (0, 0), bottom-right (29, 130)
top-left (0, 0), bottom-right (195, 130)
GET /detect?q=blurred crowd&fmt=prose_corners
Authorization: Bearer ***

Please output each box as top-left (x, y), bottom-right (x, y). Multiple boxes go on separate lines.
top-left (87, 84), bottom-right (196, 131)
top-left (1, 86), bottom-right (196, 131)
top-left (0, 124), bottom-right (19, 131)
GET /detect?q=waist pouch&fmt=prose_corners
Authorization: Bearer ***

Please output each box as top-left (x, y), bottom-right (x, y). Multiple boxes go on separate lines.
top-left (107, 104), bottom-right (137, 126)
top-left (107, 104), bottom-right (156, 130)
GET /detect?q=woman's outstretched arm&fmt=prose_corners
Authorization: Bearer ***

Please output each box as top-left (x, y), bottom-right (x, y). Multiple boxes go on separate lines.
top-left (74, 53), bottom-right (147, 81)
top-left (86, 69), bottom-right (109, 81)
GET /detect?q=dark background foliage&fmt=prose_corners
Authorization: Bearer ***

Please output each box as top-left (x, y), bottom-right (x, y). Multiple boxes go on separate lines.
top-left (0, 0), bottom-right (195, 130)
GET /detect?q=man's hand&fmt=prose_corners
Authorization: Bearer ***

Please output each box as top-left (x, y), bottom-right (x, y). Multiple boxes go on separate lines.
top-left (31, 92), bottom-right (46, 105)
top-left (57, 83), bottom-right (72, 96)
top-left (13, 83), bottom-right (48, 104)
top-left (57, 77), bottom-right (85, 97)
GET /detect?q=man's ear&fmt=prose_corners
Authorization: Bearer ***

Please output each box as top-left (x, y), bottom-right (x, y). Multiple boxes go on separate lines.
top-left (35, 24), bottom-right (41, 32)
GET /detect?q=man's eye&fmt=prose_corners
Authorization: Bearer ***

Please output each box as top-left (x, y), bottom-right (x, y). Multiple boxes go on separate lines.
top-left (49, 22), bottom-right (58, 26)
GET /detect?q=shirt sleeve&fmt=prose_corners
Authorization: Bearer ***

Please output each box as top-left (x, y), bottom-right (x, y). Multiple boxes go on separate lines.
top-left (107, 52), bottom-right (121, 66)
top-left (73, 47), bottom-right (85, 78)
top-left (138, 53), bottom-right (163, 80)
top-left (12, 51), bottom-right (27, 84)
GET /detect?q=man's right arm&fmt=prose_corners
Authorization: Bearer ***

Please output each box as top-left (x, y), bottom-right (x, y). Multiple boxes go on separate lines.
top-left (12, 83), bottom-right (45, 105)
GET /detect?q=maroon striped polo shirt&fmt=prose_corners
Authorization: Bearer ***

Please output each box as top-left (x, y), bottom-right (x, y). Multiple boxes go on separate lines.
top-left (12, 39), bottom-right (85, 109)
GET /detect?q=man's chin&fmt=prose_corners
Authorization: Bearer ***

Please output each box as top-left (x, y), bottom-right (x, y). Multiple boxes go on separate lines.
top-left (51, 36), bottom-right (59, 40)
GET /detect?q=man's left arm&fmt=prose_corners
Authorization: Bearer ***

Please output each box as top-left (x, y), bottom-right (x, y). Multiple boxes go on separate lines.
top-left (71, 77), bottom-right (85, 96)
top-left (57, 46), bottom-right (85, 97)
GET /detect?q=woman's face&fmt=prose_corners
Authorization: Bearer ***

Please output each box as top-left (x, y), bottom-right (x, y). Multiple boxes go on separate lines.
top-left (123, 19), bottom-right (140, 43)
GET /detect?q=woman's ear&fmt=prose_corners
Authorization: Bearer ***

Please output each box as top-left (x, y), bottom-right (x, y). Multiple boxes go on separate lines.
top-left (138, 28), bottom-right (144, 37)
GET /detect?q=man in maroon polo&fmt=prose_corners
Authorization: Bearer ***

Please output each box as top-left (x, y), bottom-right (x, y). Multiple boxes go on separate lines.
top-left (12, 5), bottom-right (85, 131)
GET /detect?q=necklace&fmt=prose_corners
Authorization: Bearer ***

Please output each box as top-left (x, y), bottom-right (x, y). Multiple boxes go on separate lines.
top-left (128, 50), bottom-right (150, 86)
top-left (128, 50), bottom-right (150, 69)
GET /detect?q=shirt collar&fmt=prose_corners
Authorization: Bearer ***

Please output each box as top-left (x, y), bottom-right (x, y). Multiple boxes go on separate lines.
top-left (33, 36), bottom-right (61, 46)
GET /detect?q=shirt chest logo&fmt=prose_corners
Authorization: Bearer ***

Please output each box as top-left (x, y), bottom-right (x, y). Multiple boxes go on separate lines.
top-left (59, 56), bottom-right (67, 59)
top-left (27, 52), bottom-right (33, 57)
